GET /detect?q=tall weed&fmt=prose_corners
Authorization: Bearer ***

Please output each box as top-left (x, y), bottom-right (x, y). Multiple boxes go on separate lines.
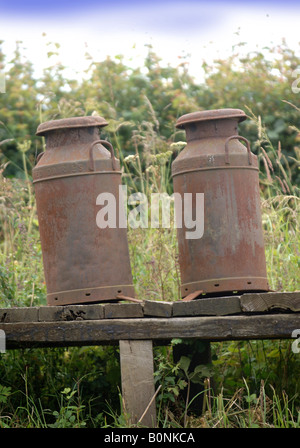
top-left (0, 100), bottom-right (299, 427)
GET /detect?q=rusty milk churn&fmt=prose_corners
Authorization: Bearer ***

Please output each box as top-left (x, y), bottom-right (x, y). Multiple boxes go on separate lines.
top-left (33, 116), bottom-right (135, 305)
top-left (172, 108), bottom-right (269, 298)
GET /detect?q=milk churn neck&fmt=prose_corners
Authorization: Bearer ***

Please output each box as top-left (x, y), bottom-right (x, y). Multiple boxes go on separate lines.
top-left (36, 116), bottom-right (108, 136)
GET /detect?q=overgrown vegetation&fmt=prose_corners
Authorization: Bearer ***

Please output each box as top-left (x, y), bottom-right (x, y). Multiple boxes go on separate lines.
top-left (0, 38), bottom-right (299, 427)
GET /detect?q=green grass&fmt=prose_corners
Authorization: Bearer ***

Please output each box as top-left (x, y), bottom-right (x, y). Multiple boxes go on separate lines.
top-left (0, 111), bottom-right (299, 427)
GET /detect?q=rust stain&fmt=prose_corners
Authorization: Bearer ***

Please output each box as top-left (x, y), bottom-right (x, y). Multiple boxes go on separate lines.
top-left (172, 109), bottom-right (269, 299)
top-left (33, 116), bottom-right (135, 306)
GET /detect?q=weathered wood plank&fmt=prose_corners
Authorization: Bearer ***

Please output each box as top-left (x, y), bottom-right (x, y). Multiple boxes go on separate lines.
top-left (0, 307), bottom-right (39, 323)
top-left (0, 304), bottom-right (105, 323)
top-left (104, 303), bottom-right (144, 319)
top-left (173, 296), bottom-right (242, 316)
top-left (240, 291), bottom-right (300, 312)
top-left (119, 340), bottom-right (156, 427)
top-left (39, 304), bottom-right (105, 321)
top-left (143, 300), bottom-right (173, 317)
top-left (0, 292), bottom-right (299, 324)
top-left (1, 314), bottom-right (300, 348)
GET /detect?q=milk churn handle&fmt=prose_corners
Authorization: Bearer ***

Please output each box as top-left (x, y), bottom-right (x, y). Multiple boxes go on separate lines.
top-left (89, 139), bottom-right (118, 171)
top-left (36, 151), bottom-right (45, 163)
top-left (225, 135), bottom-right (252, 165)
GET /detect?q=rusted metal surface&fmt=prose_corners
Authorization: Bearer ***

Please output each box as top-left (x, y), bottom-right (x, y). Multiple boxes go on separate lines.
top-left (33, 116), bottom-right (134, 306)
top-left (172, 108), bottom-right (269, 298)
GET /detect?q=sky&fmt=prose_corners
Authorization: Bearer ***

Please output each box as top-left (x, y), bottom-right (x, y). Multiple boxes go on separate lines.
top-left (0, 0), bottom-right (299, 82)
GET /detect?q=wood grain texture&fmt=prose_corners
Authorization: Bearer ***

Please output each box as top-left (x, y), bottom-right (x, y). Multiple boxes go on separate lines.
top-left (143, 300), bottom-right (173, 317)
top-left (0, 304), bottom-right (105, 323)
top-left (0, 292), bottom-right (299, 325)
top-left (1, 314), bottom-right (300, 348)
top-left (104, 303), bottom-right (144, 319)
top-left (119, 340), bottom-right (156, 427)
top-left (173, 296), bottom-right (241, 316)
top-left (240, 291), bottom-right (300, 312)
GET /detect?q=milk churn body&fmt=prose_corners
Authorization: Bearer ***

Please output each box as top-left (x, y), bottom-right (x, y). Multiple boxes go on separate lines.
top-left (33, 116), bottom-right (134, 305)
top-left (172, 109), bottom-right (269, 298)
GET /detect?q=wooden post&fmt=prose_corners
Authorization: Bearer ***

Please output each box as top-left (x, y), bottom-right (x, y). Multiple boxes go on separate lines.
top-left (119, 340), bottom-right (156, 427)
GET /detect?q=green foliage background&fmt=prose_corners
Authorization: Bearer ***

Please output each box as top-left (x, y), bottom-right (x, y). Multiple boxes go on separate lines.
top-left (1, 39), bottom-right (300, 184)
top-left (0, 38), bottom-right (299, 427)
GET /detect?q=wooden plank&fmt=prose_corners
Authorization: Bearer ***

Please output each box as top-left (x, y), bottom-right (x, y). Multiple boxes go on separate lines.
top-left (0, 304), bottom-right (106, 323)
top-left (0, 292), bottom-right (298, 324)
top-left (119, 340), bottom-right (156, 427)
top-left (173, 296), bottom-right (242, 316)
top-left (104, 303), bottom-right (144, 319)
top-left (240, 291), bottom-right (300, 313)
top-left (0, 307), bottom-right (39, 323)
top-left (39, 304), bottom-right (105, 321)
top-left (1, 314), bottom-right (300, 348)
top-left (38, 306), bottom-right (65, 322)
top-left (143, 300), bottom-right (173, 317)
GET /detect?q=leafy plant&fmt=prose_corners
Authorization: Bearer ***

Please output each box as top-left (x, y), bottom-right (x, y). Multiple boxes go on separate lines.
top-left (49, 387), bottom-right (87, 428)
top-left (0, 384), bottom-right (11, 404)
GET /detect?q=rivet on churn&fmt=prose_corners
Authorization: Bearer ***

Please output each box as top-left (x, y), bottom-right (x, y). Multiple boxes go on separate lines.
top-left (172, 108), bottom-right (269, 299)
top-left (33, 116), bottom-right (135, 306)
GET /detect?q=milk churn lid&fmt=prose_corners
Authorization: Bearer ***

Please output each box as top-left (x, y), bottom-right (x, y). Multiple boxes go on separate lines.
top-left (36, 116), bottom-right (108, 136)
top-left (175, 108), bottom-right (247, 129)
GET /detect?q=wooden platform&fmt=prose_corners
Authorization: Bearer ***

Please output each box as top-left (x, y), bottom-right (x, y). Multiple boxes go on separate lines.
top-left (0, 292), bottom-right (299, 348)
top-left (0, 291), bottom-right (299, 427)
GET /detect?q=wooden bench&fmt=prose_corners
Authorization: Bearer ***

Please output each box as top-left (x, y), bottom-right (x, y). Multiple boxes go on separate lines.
top-left (1, 291), bottom-right (299, 427)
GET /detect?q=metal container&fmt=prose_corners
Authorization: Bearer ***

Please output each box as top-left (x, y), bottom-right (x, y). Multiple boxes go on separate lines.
top-left (172, 108), bottom-right (269, 298)
top-left (33, 116), bottom-right (135, 305)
